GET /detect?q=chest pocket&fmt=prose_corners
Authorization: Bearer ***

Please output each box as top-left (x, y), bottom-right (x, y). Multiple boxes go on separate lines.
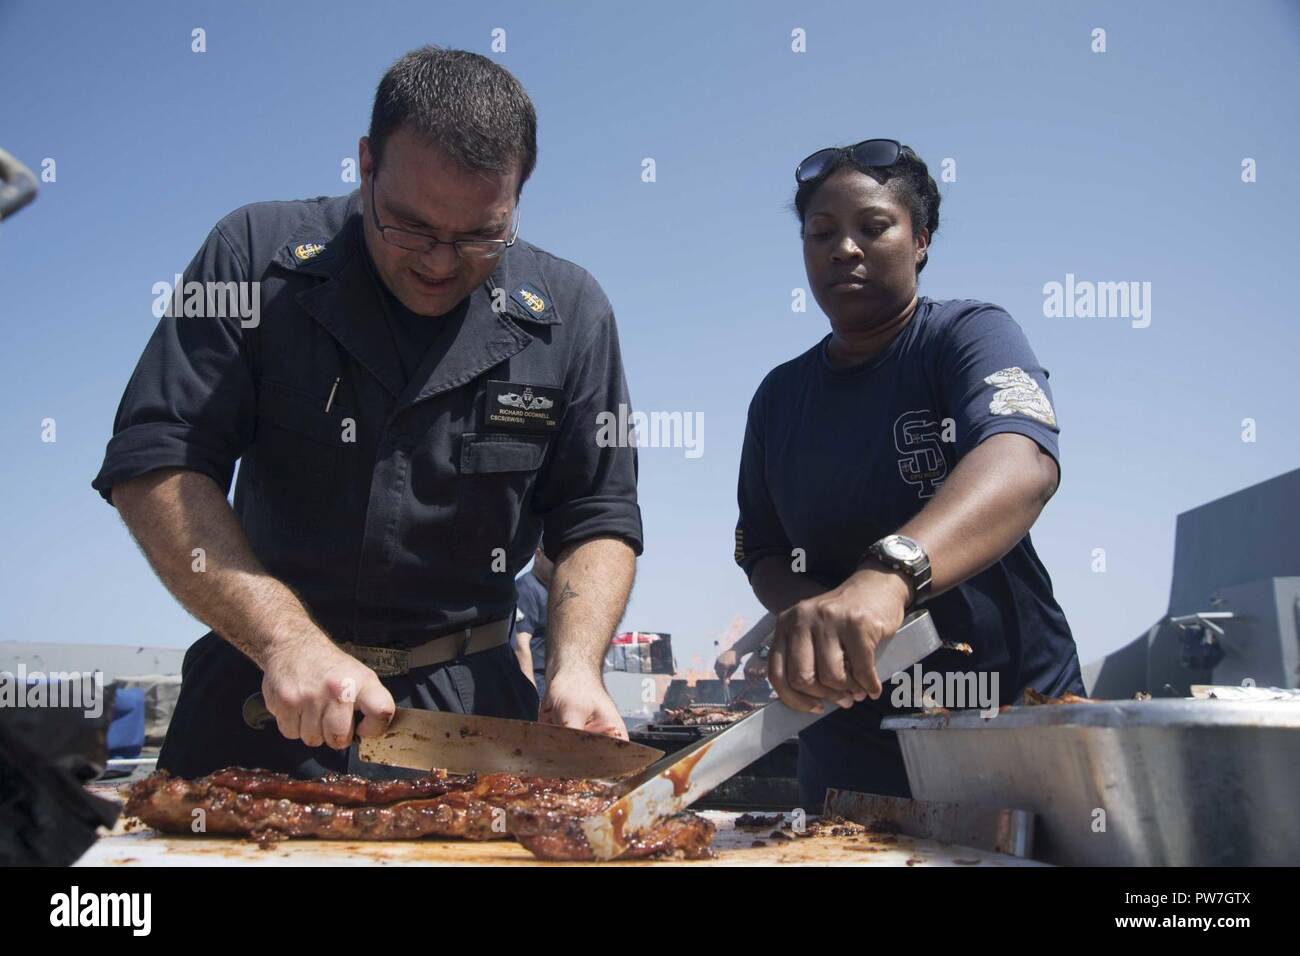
top-left (254, 380), bottom-right (350, 521)
top-left (459, 433), bottom-right (550, 473)
top-left (455, 433), bottom-right (550, 550)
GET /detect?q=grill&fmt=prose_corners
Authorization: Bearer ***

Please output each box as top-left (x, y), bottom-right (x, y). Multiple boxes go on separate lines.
top-left (630, 714), bottom-right (800, 811)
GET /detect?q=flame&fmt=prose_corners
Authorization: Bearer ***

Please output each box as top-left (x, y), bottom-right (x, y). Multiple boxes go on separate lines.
top-left (674, 668), bottom-right (719, 686)
top-left (662, 613), bottom-right (753, 683)
top-left (714, 613), bottom-right (746, 652)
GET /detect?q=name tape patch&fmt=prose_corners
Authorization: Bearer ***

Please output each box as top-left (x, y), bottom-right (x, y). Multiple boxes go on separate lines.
top-left (485, 380), bottom-right (564, 432)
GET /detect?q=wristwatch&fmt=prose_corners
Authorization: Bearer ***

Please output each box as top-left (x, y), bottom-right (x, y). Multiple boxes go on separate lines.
top-left (860, 534), bottom-right (931, 606)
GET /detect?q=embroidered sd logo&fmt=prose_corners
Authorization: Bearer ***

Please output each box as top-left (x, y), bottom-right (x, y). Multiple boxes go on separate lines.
top-left (894, 410), bottom-right (948, 499)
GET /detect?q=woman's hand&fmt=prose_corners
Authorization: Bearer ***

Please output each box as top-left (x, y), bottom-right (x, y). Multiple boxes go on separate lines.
top-left (767, 564), bottom-right (911, 712)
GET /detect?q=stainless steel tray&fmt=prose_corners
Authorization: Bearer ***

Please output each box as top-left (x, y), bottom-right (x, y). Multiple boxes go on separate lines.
top-left (882, 699), bottom-right (1300, 865)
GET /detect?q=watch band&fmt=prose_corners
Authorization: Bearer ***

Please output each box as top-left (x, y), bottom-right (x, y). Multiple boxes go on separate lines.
top-left (861, 535), bottom-right (931, 606)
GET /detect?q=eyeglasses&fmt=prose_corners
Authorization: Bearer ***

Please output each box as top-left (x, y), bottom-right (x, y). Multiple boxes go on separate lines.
top-left (795, 138), bottom-right (902, 184)
top-left (368, 174), bottom-right (520, 259)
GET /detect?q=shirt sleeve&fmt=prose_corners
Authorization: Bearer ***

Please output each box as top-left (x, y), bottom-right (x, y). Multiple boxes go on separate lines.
top-left (91, 221), bottom-right (258, 505)
top-left (938, 302), bottom-right (1061, 470)
top-left (734, 383), bottom-right (793, 580)
top-left (533, 293), bottom-right (644, 560)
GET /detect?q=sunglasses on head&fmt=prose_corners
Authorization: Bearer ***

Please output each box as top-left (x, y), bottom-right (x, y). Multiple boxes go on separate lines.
top-left (795, 138), bottom-right (903, 184)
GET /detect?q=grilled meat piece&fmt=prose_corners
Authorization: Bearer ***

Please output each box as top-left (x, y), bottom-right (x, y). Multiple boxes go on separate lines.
top-left (125, 768), bottom-right (715, 861)
top-left (509, 797), bottom-right (716, 861)
top-left (207, 767), bottom-right (471, 805)
top-left (127, 771), bottom-right (510, 841)
top-left (659, 700), bottom-right (758, 727)
top-left (1022, 688), bottom-right (1096, 706)
top-left (733, 812), bottom-right (783, 828)
top-left (795, 815), bottom-right (869, 838)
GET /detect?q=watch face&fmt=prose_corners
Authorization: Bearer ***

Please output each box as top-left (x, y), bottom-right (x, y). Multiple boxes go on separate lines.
top-left (884, 537), bottom-right (922, 564)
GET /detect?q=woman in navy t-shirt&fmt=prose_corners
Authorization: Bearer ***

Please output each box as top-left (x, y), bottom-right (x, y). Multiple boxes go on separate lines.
top-left (734, 140), bottom-right (1085, 807)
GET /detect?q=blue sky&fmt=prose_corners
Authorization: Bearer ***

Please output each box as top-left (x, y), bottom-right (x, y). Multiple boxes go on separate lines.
top-left (2, 0), bottom-right (1297, 673)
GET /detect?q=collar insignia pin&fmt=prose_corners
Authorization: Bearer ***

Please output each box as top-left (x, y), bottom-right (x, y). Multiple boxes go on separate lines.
top-left (519, 288), bottom-right (546, 312)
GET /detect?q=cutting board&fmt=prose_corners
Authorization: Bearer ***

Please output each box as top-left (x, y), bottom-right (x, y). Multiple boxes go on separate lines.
top-left (80, 812), bottom-right (1042, 867)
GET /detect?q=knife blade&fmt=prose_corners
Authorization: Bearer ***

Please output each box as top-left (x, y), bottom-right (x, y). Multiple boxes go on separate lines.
top-left (577, 609), bottom-right (944, 860)
top-left (358, 709), bottom-right (664, 778)
top-left (242, 695), bottom-right (663, 778)
top-left (361, 707), bottom-right (665, 780)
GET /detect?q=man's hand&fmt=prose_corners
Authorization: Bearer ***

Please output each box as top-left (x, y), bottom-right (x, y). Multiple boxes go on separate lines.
top-left (743, 651), bottom-right (769, 683)
top-left (539, 669), bottom-right (628, 740)
top-left (260, 627), bottom-right (396, 749)
top-left (538, 536), bottom-right (635, 740)
top-left (714, 648), bottom-right (741, 683)
top-left (768, 564), bottom-right (910, 713)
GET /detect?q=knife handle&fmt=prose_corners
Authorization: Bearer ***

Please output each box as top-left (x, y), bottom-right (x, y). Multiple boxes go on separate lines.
top-left (242, 693), bottom-right (275, 730)
top-left (242, 693), bottom-right (366, 734)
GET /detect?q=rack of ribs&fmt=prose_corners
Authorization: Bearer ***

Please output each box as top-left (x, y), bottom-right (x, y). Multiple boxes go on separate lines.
top-left (125, 768), bottom-right (715, 861)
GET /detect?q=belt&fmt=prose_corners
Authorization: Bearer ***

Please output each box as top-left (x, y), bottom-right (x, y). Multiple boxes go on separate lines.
top-left (336, 618), bottom-right (512, 677)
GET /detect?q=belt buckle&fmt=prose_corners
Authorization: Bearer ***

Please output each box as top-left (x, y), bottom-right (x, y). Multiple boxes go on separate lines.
top-left (340, 642), bottom-right (410, 677)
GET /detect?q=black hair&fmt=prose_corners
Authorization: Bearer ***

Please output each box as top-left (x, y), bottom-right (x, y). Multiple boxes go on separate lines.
top-left (368, 46), bottom-right (537, 196)
top-left (792, 144), bottom-right (941, 275)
